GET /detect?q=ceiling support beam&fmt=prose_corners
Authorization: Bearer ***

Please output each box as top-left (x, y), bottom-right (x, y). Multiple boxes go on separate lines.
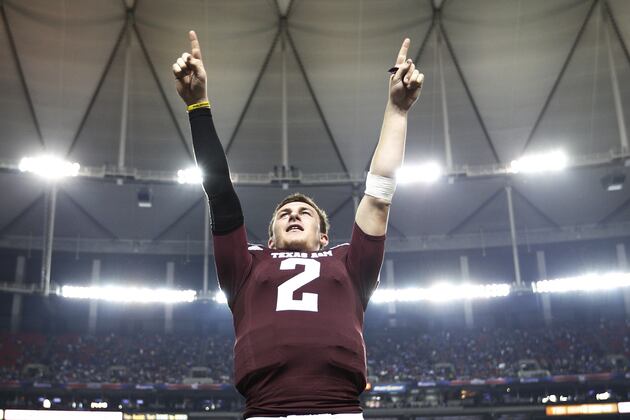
top-left (40, 184), bottom-right (58, 296)
top-left (153, 195), bottom-right (262, 243)
top-left (0, 194), bottom-right (44, 238)
top-left (603, 1), bottom-right (630, 69)
top-left (2, 148), bottom-right (627, 186)
top-left (65, 12), bottom-right (129, 158)
top-left (505, 185), bottom-right (522, 286)
top-left (132, 19), bottom-right (194, 160)
top-left (414, 6), bottom-right (438, 65)
top-left (365, 4), bottom-right (438, 173)
top-left (117, 17), bottom-right (133, 172)
top-left (598, 194), bottom-right (630, 225)
top-left (520, 0), bottom-right (599, 155)
top-left (273, 0), bottom-right (296, 20)
top-left (59, 189), bottom-right (119, 240)
top-left (285, 26), bottom-right (350, 175)
top-left (328, 196), bottom-right (353, 220)
top-left (510, 186), bottom-right (561, 230)
top-left (153, 197), bottom-right (203, 241)
top-left (438, 15), bottom-right (501, 164)
top-left (281, 22), bottom-right (289, 172)
top-left (447, 187), bottom-right (504, 236)
top-left (603, 0), bottom-right (629, 154)
top-left (437, 27), bottom-right (453, 170)
top-left (0, 2), bottom-right (44, 148)
top-left (4, 220), bottom-right (630, 255)
top-left (225, 29), bottom-right (282, 155)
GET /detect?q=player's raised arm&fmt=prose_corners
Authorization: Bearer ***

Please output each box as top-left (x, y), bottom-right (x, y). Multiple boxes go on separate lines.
top-left (355, 38), bottom-right (424, 236)
top-left (173, 30), bottom-right (244, 234)
top-left (173, 31), bottom-right (250, 303)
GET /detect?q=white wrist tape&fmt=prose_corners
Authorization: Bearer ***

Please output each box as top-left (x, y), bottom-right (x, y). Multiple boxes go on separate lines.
top-left (365, 172), bottom-right (397, 203)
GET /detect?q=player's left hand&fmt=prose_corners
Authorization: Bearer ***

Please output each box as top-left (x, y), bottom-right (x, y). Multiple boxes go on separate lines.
top-left (389, 38), bottom-right (424, 113)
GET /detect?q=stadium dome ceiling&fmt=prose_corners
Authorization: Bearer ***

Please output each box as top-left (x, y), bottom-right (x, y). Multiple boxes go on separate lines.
top-left (1, 0), bottom-right (630, 255)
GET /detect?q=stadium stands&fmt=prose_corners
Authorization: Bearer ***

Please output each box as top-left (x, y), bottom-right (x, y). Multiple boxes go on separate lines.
top-left (1, 320), bottom-right (627, 385)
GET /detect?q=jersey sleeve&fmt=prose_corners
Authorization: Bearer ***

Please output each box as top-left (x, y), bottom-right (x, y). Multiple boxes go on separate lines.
top-left (345, 222), bottom-right (386, 308)
top-left (213, 224), bottom-right (253, 305)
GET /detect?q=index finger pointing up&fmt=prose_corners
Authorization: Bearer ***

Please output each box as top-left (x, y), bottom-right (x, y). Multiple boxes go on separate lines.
top-left (189, 30), bottom-right (202, 60)
top-left (395, 38), bottom-right (410, 65)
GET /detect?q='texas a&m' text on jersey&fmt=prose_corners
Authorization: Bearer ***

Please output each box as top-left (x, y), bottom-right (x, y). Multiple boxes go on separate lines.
top-left (213, 222), bottom-right (385, 418)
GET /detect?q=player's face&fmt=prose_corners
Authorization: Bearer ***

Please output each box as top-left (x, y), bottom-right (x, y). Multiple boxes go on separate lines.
top-left (268, 201), bottom-right (329, 252)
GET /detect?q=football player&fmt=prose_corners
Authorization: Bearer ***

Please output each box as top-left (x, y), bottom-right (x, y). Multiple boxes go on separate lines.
top-left (173, 30), bottom-right (423, 419)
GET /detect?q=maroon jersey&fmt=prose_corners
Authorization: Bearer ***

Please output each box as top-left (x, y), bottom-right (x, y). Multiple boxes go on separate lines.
top-left (213, 222), bottom-right (385, 418)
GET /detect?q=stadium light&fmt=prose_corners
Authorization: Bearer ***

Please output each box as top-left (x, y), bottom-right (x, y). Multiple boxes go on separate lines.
top-left (371, 282), bottom-right (511, 304)
top-left (597, 392), bottom-right (611, 401)
top-left (60, 285), bottom-right (196, 303)
top-left (532, 272), bottom-right (630, 294)
top-left (177, 166), bottom-right (203, 185)
top-left (214, 290), bottom-right (228, 304)
top-left (509, 150), bottom-right (567, 174)
top-left (396, 162), bottom-right (442, 184)
top-left (19, 155), bottom-right (80, 179)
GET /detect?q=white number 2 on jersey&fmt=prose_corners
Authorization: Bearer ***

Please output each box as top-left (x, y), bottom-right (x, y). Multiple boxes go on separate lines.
top-left (276, 258), bottom-right (320, 312)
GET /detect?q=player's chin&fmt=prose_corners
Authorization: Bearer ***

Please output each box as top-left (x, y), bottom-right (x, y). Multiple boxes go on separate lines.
top-left (279, 237), bottom-right (311, 253)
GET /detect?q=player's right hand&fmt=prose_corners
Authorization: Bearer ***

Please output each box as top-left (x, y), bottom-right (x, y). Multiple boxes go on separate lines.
top-left (173, 30), bottom-right (208, 106)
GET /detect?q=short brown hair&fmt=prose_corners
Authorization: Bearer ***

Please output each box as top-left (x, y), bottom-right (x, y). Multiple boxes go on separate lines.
top-left (268, 193), bottom-right (330, 239)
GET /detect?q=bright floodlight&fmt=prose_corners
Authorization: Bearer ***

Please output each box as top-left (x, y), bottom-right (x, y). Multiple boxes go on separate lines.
top-left (19, 155), bottom-right (80, 179)
top-left (177, 167), bottom-right (203, 184)
top-left (214, 290), bottom-right (228, 304)
top-left (596, 392), bottom-right (611, 401)
top-left (532, 272), bottom-right (630, 294)
top-left (61, 285), bottom-right (196, 303)
top-left (509, 150), bottom-right (567, 174)
top-left (396, 162), bottom-right (442, 184)
top-left (371, 282), bottom-right (511, 303)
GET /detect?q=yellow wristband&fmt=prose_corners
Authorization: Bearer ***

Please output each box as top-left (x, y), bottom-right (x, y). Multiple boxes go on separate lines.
top-left (187, 101), bottom-right (211, 112)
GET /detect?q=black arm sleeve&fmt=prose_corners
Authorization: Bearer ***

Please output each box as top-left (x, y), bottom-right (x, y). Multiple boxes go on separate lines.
top-left (188, 107), bottom-right (244, 234)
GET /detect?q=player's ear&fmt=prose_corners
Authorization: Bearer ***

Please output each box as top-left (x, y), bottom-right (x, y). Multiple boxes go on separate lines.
top-left (319, 232), bottom-right (329, 250)
top-left (268, 236), bottom-right (275, 249)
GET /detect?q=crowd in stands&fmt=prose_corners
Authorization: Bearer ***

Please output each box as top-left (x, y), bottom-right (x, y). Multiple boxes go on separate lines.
top-left (365, 320), bottom-right (630, 382)
top-left (0, 320), bottom-right (628, 385)
top-left (0, 333), bottom-right (233, 384)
